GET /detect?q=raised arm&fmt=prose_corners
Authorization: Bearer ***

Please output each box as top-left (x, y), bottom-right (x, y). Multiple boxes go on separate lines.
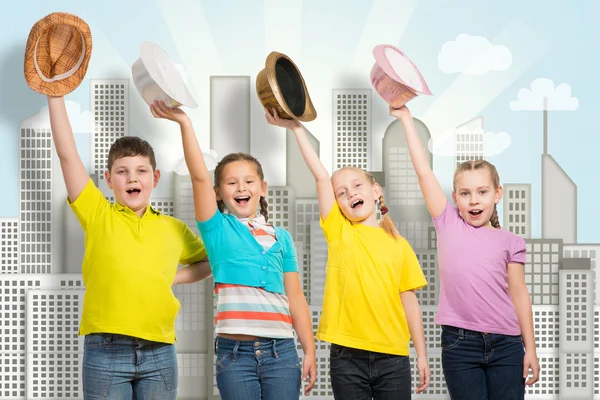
top-left (47, 96), bottom-right (90, 202)
top-left (265, 108), bottom-right (335, 220)
top-left (390, 106), bottom-right (447, 218)
top-left (150, 101), bottom-right (217, 222)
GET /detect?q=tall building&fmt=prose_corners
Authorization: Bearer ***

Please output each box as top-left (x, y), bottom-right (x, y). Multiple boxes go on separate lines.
top-left (26, 289), bottom-right (84, 399)
top-left (564, 244), bottom-right (599, 304)
top-left (503, 184), bottom-right (531, 238)
top-left (90, 79), bottom-right (129, 179)
top-left (381, 117), bottom-right (432, 224)
top-left (0, 274), bottom-right (84, 399)
top-left (541, 106), bottom-right (576, 243)
top-left (294, 199), bottom-right (321, 303)
top-left (559, 258), bottom-right (594, 399)
top-left (454, 117), bottom-right (484, 168)
top-left (0, 218), bottom-right (18, 274)
top-left (210, 76), bottom-right (251, 156)
top-left (267, 186), bottom-right (295, 234)
top-left (309, 221), bottom-right (327, 306)
top-left (333, 89), bottom-right (371, 170)
top-left (525, 239), bottom-right (562, 305)
top-left (18, 127), bottom-right (52, 273)
top-left (286, 127), bottom-right (319, 199)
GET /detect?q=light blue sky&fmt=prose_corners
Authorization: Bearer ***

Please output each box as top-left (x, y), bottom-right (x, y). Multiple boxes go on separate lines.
top-left (0, 0), bottom-right (598, 242)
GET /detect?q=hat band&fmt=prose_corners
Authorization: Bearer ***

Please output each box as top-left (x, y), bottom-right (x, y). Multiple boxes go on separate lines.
top-left (33, 30), bottom-right (86, 83)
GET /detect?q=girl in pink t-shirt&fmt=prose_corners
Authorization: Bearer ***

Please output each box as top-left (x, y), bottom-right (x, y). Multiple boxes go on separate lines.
top-left (391, 105), bottom-right (540, 399)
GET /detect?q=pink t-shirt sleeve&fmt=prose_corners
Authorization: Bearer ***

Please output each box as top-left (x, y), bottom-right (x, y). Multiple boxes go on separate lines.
top-left (510, 237), bottom-right (527, 265)
top-left (432, 200), bottom-right (456, 232)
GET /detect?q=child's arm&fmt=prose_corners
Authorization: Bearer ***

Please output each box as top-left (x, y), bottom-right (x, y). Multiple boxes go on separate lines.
top-left (47, 96), bottom-right (90, 202)
top-left (400, 290), bottom-right (430, 393)
top-left (284, 272), bottom-right (316, 396)
top-left (150, 101), bottom-right (217, 222)
top-left (172, 257), bottom-right (211, 285)
top-left (265, 109), bottom-right (335, 220)
top-left (390, 106), bottom-right (447, 218)
top-left (508, 263), bottom-right (540, 386)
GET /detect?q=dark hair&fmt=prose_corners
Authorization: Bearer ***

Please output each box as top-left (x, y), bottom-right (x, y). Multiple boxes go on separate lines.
top-left (332, 166), bottom-right (400, 240)
top-left (107, 136), bottom-right (156, 171)
top-left (453, 159), bottom-right (501, 228)
top-left (213, 152), bottom-right (269, 221)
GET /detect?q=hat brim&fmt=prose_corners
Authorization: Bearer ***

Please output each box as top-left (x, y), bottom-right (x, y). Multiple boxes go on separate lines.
top-left (24, 12), bottom-right (92, 96)
top-left (135, 42), bottom-right (198, 108)
top-left (258, 52), bottom-right (316, 122)
top-left (372, 44), bottom-right (431, 96)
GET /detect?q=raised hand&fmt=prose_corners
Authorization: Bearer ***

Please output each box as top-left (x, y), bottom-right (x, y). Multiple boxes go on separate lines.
top-left (264, 107), bottom-right (301, 130)
top-left (389, 104), bottom-right (412, 120)
top-left (150, 100), bottom-right (190, 126)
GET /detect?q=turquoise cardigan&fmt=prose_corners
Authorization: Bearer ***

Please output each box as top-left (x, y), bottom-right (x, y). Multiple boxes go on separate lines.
top-left (196, 210), bottom-right (298, 294)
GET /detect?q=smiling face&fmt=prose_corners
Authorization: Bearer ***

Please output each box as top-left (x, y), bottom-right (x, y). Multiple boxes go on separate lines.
top-left (331, 167), bottom-right (381, 225)
top-left (215, 160), bottom-right (267, 219)
top-left (452, 166), bottom-right (502, 228)
top-left (105, 155), bottom-right (160, 216)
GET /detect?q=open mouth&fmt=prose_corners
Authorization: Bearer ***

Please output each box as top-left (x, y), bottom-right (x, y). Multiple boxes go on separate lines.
top-left (351, 200), bottom-right (364, 209)
top-left (126, 189), bottom-right (141, 195)
top-left (235, 196), bottom-right (250, 206)
top-left (469, 209), bottom-right (483, 216)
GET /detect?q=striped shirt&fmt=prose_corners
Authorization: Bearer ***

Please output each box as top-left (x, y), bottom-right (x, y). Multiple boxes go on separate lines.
top-left (214, 216), bottom-right (294, 338)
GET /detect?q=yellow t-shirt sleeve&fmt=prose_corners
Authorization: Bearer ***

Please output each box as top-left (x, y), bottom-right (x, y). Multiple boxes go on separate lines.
top-left (319, 202), bottom-right (346, 242)
top-left (399, 238), bottom-right (427, 293)
top-left (67, 178), bottom-right (108, 230)
top-left (179, 223), bottom-right (208, 265)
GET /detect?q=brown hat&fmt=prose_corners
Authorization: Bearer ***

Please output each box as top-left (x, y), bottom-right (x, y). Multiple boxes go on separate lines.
top-left (256, 51), bottom-right (316, 122)
top-left (24, 12), bottom-right (92, 96)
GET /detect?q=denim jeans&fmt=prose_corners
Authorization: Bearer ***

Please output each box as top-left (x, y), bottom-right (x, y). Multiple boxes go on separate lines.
top-left (441, 325), bottom-right (526, 400)
top-left (329, 344), bottom-right (412, 400)
top-left (82, 333), bottom-right (178, 399)
top-left (215, 336), bottom-right (302, 400)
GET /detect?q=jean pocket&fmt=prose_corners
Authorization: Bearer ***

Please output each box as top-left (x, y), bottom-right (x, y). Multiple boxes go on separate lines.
top-left (330, 346), bottom-right (352, 369)
top-left (440, 329), bottom-right (461, 350)
top-left (215, 353), bottom-right (235, 375)
top-left (153, 344), bottom-right (178, 391)
top-left (83, 346), bottom-right (115, 397)
top-left (84, 334), bottom-right (111, 349)
top-left (274, 347), bottom-right (301, 370)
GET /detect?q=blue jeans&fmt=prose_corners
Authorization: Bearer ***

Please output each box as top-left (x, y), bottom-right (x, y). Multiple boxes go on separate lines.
top-left (215, 336), bottom-right (301, 400)
top-left (441, 325), bottom-right (525, 400)
top-left (329, 344), bottom-right (412, 400)
top-left (82, 333), bottom-right (178, 399)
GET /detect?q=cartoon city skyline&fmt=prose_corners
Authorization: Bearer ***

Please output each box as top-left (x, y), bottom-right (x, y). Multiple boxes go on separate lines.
top-left (0, 68), bottom-right (597, 400)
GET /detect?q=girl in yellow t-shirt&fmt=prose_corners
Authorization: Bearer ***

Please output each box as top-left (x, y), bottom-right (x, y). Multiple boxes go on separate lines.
top-left (266, 109), bottom-right (430, 399)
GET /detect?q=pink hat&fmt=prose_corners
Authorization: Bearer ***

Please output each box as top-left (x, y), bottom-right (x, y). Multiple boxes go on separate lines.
top-left (370, 44), bottom-right (432, 108)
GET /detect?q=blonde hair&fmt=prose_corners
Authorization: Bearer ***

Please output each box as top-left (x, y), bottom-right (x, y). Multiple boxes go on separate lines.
top-left (453, 160), bottom-right (501, 229)
top-left (332, 167), bottom-right (400, 239)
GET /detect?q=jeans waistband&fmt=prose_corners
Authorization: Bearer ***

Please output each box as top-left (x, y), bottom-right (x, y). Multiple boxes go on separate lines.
top-left (441, 325), bottom-right (491, 337)
top-left (214, 337), bottom-right (295, 359)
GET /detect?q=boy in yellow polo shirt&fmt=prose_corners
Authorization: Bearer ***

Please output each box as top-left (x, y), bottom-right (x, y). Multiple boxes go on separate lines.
top-left (47, 96), bottom-right (209, 399)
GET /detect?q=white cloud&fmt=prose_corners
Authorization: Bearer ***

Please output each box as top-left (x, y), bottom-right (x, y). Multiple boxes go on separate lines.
top-left (21, 101), bottom-right (91, 133)
top-left (510, 78), bottom-right (578, 110)
top-left (438, 33), bottom-right (512, 75)
top-left (484, 131), bottom-right (511, 156)
top-left (428, 128), bottom-right (511, 157)
top-left (175, 63), bottom-right (189, 84)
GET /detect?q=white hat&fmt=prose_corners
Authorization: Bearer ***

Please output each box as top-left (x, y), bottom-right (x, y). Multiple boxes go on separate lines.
top-left (132, 42), bottom-right (198, 108)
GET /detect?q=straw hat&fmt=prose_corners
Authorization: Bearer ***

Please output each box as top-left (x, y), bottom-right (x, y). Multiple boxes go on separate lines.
top-left (256, 51), bottom-right (316, 122)
top-left (132, 42), bottom-right (197, 108)
top-left (370, 44), bottom-right (432, 108)
top-left (24, 12), bottom-right (92, 96)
